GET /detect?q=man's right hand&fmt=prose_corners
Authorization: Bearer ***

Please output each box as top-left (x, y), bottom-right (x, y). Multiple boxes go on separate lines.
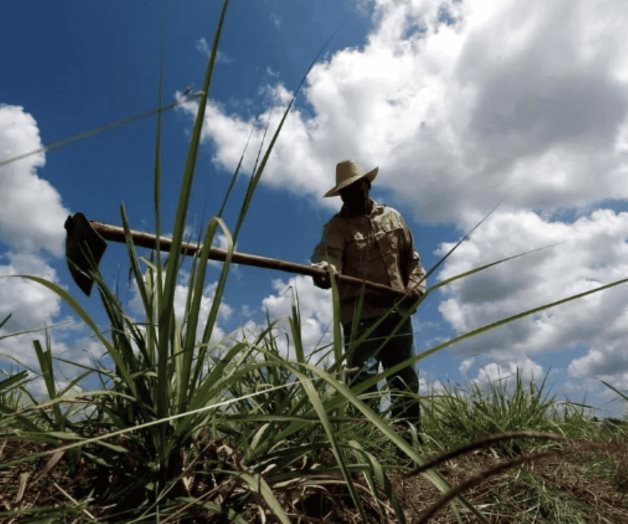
top-left (311, 261), bottom-right (337, 289)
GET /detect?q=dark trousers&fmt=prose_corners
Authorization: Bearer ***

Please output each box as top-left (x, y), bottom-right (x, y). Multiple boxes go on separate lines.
top-left (343, 313), bottom-right (420, 423)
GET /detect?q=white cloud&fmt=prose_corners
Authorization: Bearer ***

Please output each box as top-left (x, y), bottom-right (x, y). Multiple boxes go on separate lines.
top-left (472, 357), bottom-right (544, 385)
top-left (177, 1), bottom-right (628, 399)
top-left (0, 252), bottom-right (60, 332)
top-left (437, 209), bottom-right (628, 385)
top-left (260, 275), bottom-right (334, 360)
top-left (0, 105), bottom-right (69, 255)
top-left (0, 105), bottom-right (101, 385)
top-left (265, 66), bottom-right (279, 79)
top-left (228, 276), bottom-right (334, 362)
top-left (180, 0), bottom-right (628, 224)
top-left (0, 105), bottom-right (71, 361)
top-left (196, 37), bottom-right (210, 57)
top-left (569, 340), bottom-right (628, 390)
top-left (196, 37), bottom-right (232, 63)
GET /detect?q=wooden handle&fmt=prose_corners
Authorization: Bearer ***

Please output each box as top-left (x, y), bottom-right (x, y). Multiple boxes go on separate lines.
top-left (90, 221), bottom-right (407, 297)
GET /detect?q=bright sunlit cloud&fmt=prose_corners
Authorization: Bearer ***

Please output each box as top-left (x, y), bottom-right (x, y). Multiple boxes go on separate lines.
top-left (179, 0), bottom-right (628, 397)
top-left (0, 105), bottom-right (70, 366)
top-left (183, 0), bottom-right (628, 223)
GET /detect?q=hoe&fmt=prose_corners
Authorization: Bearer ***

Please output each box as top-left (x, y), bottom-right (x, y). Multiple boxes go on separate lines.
top-left (64, 212), bottom-right (408, 299)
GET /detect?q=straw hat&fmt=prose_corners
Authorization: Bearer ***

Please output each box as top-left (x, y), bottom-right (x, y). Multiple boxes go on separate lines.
top-left (324, 160), bottom-right (379, 197)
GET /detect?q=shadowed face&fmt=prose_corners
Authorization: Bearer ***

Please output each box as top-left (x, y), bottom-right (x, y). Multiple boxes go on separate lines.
top-left (340, 177), bottom-right (371, 215)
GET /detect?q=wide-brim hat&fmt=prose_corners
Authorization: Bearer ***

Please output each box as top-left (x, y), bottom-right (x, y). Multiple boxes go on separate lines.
top-left (324, 160), bottom-right (379, 197)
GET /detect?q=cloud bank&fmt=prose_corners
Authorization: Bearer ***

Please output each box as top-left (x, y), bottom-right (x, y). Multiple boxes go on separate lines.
top-left (180, 0), bottom-right (628, 398)
top-left (0, 104), bottom-right (72, 371)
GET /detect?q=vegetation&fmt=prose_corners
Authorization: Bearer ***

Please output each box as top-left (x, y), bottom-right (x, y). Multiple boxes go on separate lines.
top-left (1, 1), bottom-right (627, 521)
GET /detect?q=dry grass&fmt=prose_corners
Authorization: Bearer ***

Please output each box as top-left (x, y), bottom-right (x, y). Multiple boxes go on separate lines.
top-left (2, 430), bottom-right (627, 523)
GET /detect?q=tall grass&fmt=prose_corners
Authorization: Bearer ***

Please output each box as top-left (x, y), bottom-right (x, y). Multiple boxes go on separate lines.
top-left (1, 0), bottom-right (628, 521)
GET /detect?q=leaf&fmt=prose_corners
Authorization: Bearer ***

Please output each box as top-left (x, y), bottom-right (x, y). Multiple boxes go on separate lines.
top-left (0, 370), bottom-right (28, 393)
top-left (601, 380), bottom-right (628, 401)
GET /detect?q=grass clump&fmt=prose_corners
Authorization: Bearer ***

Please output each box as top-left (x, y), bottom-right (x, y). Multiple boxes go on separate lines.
top-left (423, 372), bottom-right (562, 453)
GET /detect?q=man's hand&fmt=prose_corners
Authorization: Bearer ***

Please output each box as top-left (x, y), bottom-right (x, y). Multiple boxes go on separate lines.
top-left (311, 261), bottom-right (338, 290)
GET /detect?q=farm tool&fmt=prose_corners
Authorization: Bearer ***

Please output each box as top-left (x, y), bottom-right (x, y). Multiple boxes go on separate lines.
top-left (64, 212), bottom-right (408, 298)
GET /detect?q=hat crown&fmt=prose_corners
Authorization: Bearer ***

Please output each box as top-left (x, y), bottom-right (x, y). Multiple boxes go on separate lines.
top-left (335, 160), bottom-right (364, 185)
top-left (324, 160), bottom-right (378, 197)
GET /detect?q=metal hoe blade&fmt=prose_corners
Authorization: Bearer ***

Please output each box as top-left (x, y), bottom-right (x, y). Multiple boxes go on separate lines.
top-left (64, 213), bottom-right (107, 296)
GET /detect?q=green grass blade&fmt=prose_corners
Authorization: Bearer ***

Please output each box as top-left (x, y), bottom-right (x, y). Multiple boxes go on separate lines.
top-left (288, 290), bottom-right (305, 362)
top-left (217, 123), bottom-right (256, 218)
top-left (601, 380), bottom-right (628, 401)
top-left (291, 366), bottom-right (368, 521)
top-left (0, 382), bottom-right (297, 471)
top-left (120, 205), bottom-right (152, 318)
top-left (427, 242), bottom-right (561, 296)
top-left (231, 35), bottom-right (334, 241)
top-left (153, 33), bottom-right (165, 336)
top-left (0, 370), bottom-right (28, 393)
top-left (348, 439), bottom-right (406, 523)
top-left (329, 269), bottom-right (344, 368)
top-left (227, 471), bottom-right (291, 524)
top-left (157, 1), bottom-right (229, 432)
top-left (422, 200), bottom-right (502, 284)
top-left (0, 97), bottom-right (198, 169)
top-left (0, 313), bottom-right (11, 330)
top-left (161, 0), bottom-right (229, 298)
top-left (355, 277), bottom-right (628, 403)
top-left (293, 362), bottom-right (484, 520)
top-left (197, 217), bottom-right (234, 353)
top-left (178, 218), bottom-right (224, 411)
top-left (32, 338), bottom-right (66, 431)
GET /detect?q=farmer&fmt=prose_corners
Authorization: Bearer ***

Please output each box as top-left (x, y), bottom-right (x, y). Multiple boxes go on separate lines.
top-left (311, 160), bottom-right (426, 428)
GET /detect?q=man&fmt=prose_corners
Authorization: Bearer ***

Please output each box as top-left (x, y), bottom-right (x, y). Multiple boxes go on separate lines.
top-left (311, 160), bottom-right (426, 426)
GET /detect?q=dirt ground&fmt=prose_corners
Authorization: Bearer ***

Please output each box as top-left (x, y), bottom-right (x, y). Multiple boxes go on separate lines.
top-left (389, 438), bottom-right (628, 523)
top-left (1, 436), bottom-right (627, 522)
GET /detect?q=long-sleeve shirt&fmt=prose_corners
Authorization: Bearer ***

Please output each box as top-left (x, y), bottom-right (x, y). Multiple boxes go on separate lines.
top-left (311, 200), bottom-right (426, 324)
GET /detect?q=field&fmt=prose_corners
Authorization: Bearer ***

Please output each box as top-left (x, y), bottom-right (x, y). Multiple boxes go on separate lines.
top-left (1, 1), bottom-right (627, 521)
top-left (1, 376), bottom-right (627, 521)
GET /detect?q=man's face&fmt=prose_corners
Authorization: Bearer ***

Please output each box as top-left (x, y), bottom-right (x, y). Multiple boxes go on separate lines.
top-left (340, 178), bottom-right (370, 215)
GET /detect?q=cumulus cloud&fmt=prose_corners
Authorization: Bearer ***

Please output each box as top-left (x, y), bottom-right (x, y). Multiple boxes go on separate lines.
top-left (466, 357), bottom-right (544, 385)
top-left (437, 209), bottom-right (628, 386)
top-left (569, 339), bottom-right (628, 390)
top-left (177, 1), bottom-right (628, 397)
top-left (0, 105), bottom-right (70, 339)
top-left (196, 37), bottom-right (232, 64)
top-left (230, 276), bottom-right (334, 362)
top-left (0, 105), bottom-right (85, 380)
top-left (179, 0), bottom-right (628, 224)
top-left (0, 252), bottom-right (60, 332)
top-left (260, 275), bottom-right (334, 360)
top-left (0, 105), bottom-right (69, 255)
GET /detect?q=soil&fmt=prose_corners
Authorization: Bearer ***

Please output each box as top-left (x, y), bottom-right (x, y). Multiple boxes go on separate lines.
top-left (1, 436), bottom-right (627, 523)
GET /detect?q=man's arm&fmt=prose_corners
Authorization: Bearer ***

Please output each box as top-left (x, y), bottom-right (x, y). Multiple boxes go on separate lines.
top-left (311, 220), bottom-right (344, 289)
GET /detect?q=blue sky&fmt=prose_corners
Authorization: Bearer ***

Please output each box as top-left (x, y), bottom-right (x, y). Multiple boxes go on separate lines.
top-left (1, 0), bottom-right (628, 417)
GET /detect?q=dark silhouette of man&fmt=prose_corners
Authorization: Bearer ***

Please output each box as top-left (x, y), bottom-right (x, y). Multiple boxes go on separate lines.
top-left (312, 160), bottom-right (425, 427)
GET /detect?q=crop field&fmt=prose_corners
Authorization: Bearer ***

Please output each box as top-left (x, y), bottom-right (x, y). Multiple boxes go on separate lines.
top-left (1, 1), bottom-right (627, 522)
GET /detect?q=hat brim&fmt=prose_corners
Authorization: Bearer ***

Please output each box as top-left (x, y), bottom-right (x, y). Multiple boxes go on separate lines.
top-left (323, 167), bottom-right (379, 197)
